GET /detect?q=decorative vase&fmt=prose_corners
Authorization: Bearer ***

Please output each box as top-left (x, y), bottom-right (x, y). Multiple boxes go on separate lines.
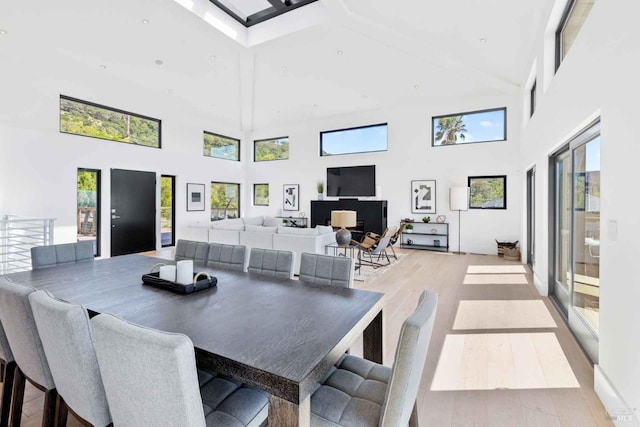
top-left (318, 193), bottom-right (324, 201)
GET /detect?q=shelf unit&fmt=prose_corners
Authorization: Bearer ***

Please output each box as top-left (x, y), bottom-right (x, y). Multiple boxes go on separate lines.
top-left (400, 221), bottom-right (449, 252)
top-left (276, 216), bottom-right (308, 228)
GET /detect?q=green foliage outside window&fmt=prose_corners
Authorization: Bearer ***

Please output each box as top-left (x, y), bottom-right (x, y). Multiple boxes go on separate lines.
top-left (60, 96), bottom-right (160, 148)
top-left (254, 184), bottom-right (269, 206)
top-left (254, 137), bottom-right (289, 161)
top-left (211, 182), bottom-right (240, 220)
top-left (203, 132), bottom-right (240, 161)
top-left (77, 170), bottom-right (97, 208)
top-left (469, 176), bottom-right (506, 209)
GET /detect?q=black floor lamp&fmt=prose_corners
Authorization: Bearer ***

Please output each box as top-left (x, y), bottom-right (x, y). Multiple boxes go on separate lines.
top-left (449, 187), bottom-right (469, 255)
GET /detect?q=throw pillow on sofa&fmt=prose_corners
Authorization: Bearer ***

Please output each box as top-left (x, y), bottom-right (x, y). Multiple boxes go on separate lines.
top-left (211, 218), bottom-right (244, 231)
top-left (245, 225), bottom-right (277, 233)
top-left (316, 225), bottom-right (334, 235)
top-left (262, 217), bottom-right (280, 227)
top-left (276, 227), bottom-right (319, 236)
top-left (243, 216), bottom-right (264, 226)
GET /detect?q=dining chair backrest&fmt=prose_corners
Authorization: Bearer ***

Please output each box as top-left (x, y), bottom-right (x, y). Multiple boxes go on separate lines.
top-left (91, 313), bottom-right (206, 427)
top-left (206, 243), bottom-right (249, 272)
top-left (247, 248), bottom-right (295, 280)
top-left (299, 253), bottom-right (354, 288)
top-left (0, 278), bottom-right (54, 390)
top-left (0, 319), bottom-right (13, 365)
top-left (379, 290), bottom-right (438, 426)
top-left (31, 241), bottom-right (94, 270)
top-left (29, 290), bottom-right (112, 427)
top-left (175, 240), bottom-right (210, 265)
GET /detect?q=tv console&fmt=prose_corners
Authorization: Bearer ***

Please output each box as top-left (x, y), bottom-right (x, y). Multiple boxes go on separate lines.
top-left (311, 200), bottom-right (388, 236)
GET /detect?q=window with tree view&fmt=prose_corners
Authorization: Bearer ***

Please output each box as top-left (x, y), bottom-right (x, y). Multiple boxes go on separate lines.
top-left (254, 137), bottom-right (289, 161)
top-left (468, 175), bottom-right (507, 209)
top-left (203, 131), bottom-right (240, 161)
top-left (254, 184), bottom-right (269, 206)
top-left (432, 108), bottom-right (506, 146)
top-left (60, 96), bottom-right (160, 148)
top-left (211, 182), bottom-right (240, 221)
top-left (320, 123), bottom-right (387, 156)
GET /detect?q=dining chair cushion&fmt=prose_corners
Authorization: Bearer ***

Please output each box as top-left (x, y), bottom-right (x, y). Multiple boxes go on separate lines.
top-left (0, 278), bottom-right (54, 389)
top-left (207, 243), bottom-right (248, 272)
top-left (311, 354), bottom-right (391, 427)
top-left (29, 290), bottom-right (111, 427)
top-left (299, 253), bottom-right (353, 288)
top-left (31, 241), bottom-right (94, 270)
top-left (247, 248), bottom-right (295, 279)
top-left (175, 240), bottom-right (210, 264)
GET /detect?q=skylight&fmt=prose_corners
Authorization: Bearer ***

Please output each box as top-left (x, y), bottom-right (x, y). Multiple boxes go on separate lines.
top-left (210, 0), bottom-right (318, 27)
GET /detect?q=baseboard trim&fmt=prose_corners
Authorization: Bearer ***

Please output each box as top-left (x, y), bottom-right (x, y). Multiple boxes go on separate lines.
top-left (594, 365), bottom-right (639, 426)
top-left (533, 272), bottom-right (547, 296)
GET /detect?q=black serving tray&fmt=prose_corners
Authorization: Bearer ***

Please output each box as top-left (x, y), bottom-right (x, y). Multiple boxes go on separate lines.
top-left (142, 271), bottom-right (217, 294)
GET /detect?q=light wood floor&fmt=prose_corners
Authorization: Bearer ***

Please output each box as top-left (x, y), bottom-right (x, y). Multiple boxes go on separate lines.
top-left (1, 248), bottom-right (612, 426)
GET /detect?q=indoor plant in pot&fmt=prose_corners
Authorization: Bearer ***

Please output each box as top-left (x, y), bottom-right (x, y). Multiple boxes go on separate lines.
top-left (317, 181), bottom-right (324, 200)
top-left (405, 223), bottom-right (414, 233)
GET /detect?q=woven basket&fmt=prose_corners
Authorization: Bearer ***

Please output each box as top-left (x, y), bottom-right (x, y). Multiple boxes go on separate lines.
top-left (503, 248), bottom-right (521, 261)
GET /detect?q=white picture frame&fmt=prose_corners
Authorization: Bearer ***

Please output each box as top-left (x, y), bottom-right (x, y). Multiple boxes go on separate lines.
top-left (283, 184), bottom-right (299, 211)
top-left (187, 183), bottom-right (205, 211)
top-left (411, 180), bottom-right (436, 214)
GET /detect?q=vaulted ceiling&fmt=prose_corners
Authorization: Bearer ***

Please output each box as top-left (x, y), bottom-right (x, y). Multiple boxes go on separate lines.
top-left (0, 0), bottom-right (553, 132)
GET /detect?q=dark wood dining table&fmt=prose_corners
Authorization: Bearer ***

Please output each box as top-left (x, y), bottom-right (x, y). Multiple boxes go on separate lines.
top-left (3, 254), bottom-right (384, 426)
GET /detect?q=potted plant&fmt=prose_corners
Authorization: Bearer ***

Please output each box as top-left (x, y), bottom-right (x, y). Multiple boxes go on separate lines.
top-left (405, 223), bottom-right (414, 233)
top-left (317, 181), bottom-right (324, 200)
top-left (422, 216), bottom-right (431, 223)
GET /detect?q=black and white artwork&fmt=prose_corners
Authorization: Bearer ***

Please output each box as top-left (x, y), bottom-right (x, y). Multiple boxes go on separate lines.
top-left (411, 180), bottom-right (436, 214)
top-left (283, 184), bottom-right (299, 211)
top-left (187, 183), bottom-right (205, 211)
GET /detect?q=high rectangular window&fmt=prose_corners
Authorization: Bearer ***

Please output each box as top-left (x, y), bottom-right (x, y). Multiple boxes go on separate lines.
top-left (432, 108), bottom-right (506, 146)
top-left (254, 137), bottom-right (289, 162)
top-left (468, 175), bottom-right (507, 209)
top-left (530, 81), bottom-right (537, 117)
top-left (556, 0), bottom-right (595, 70)
top-left (320, 123), bottom-right (388, 156)
top-left (211, 182), bottom-right (240, 221)
top-left (203, 131), bottom-right (240, 161)
top-left (60, 95), bottom-right (161, 148)
top-left (253, 184), bottom-right (269, 206)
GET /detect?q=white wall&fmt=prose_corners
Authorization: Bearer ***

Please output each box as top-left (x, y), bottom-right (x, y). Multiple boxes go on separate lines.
top-left (519, 0), bottom-right (640, 418)
top-left (248, 95), bottom-right (522, 255)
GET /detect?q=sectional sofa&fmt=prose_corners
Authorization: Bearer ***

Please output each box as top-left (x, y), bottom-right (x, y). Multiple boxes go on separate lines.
top-left (182, 216), bottom-right (337, 274)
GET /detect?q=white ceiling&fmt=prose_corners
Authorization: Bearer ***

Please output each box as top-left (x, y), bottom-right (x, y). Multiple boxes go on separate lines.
top-left (0, 0), bottom-right (553, 132)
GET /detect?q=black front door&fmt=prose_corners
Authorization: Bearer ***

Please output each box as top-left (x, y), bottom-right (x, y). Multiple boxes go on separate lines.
top-left (111, 169), bottom-right (156, 256)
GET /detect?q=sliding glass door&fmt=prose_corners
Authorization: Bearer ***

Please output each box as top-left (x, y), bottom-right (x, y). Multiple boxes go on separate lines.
top-left (550, 121), bottom-right (600, 362)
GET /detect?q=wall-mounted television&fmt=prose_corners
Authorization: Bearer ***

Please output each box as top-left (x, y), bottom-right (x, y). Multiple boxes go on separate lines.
top-left (327, 165), bottom-right (376, 197)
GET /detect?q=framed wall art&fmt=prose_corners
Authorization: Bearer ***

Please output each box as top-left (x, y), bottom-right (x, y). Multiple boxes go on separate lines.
top-left (283, 184), bottom-right (299, 211)
top-left (187, 183), bottom-right (205, 211)
top-left (411, 180), bottom-right (436, 214)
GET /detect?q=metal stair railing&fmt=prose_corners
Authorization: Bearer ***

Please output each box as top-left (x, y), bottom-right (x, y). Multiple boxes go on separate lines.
top-left (0, 215), bottom-right (55, 274)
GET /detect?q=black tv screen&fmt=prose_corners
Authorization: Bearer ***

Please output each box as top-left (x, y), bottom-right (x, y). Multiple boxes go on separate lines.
top-left (327, 165), bottom-right (376, 197)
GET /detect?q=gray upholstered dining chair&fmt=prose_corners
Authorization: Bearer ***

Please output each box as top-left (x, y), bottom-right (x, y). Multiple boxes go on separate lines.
top-left (0, 278), bottom-right (58, 427)
top-left (91, 313), bottom-right (269, 427)
top-left (29, 290), bottom-right (112, 427)
top-left (206, 243), bottom-right (249, 272)
top-left (0, 319), bottom-right (16, 427)
top-left (247, 248), bottom-right (295, 279)
top-left (310, 290), bottom-right (438, 427)
top-left (299, 253), bottom-right (354, 288)
top-left (175, 239), bottom-right (210, 264)
top-left (31, 241), bottom-right (94, 270)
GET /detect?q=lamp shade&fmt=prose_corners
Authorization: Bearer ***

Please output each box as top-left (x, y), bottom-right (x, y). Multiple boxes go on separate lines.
top-left (449, 187), bottom-right (469, 211)
top-left (331, 210), bottom-right (357, 228)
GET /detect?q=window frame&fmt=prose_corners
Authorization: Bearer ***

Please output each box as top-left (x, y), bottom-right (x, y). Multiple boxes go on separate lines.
top-left (59, 95), bottom-right (161, 149)
top-left (530, 80), bottom-right (537, 118)
top-left (253, 136), bottom-right (289, 162)
top-left (203, 131), bottom-right (240, 161)
top-left (319, 122), bottom-right (388, 157)
top-left (77, 168), bottom-right (101, 257)
top-left (431, 107), bottom-right (507, 147)
top-left (253, 183), bottom-right (269, 206)
top-left (467, 175), bottom-right (507, 210)
top-left (210, 181), bottom-right (241, 221)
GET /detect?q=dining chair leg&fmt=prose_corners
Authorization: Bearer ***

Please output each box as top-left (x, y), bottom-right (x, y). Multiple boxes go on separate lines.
top-left (56, 395), bottom-right (68, 427)
top-left (1, 361), bottom-right (16, 427)
top-left (42, 388), bottom-right (58, 427)
top-left (10, 368), bottom-right (25, 427)
top-left (409, 400), bottom-right (419, 427)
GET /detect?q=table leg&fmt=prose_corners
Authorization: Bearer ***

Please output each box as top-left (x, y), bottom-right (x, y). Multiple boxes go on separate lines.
top-left (268, 395), bottom-right (310, 427)
top-left (363, 310), bottom-right (383, 364)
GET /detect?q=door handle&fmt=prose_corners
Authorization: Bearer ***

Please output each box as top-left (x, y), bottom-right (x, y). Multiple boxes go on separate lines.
top-left (112, 215), bottom-right (121, 219)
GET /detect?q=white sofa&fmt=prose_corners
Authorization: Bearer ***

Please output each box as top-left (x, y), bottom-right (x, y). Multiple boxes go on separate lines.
top-left (183, 217), bottom-right (336, 274)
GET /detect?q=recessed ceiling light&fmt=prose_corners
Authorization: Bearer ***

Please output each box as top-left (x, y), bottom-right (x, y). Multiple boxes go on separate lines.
top-left (0, 29), bottom-right (7, 35)
top-left (168, 89), bottom-right (174, 94)
top-left (142, 19), bottom-right (150, 24)
top-left (480, 38), bottom-right (487, 42)
top-left (413, 85), bottom-right (420, 90)
top-left (155, 59), bottom-right (163, 65)
top-left (99, 65), bottom-right (107, 69)
top-left (210, 55), bottom-right (216, 60)
top-left (281, 65), bottom-right (287, 71)
top-left (337, 50), bottom-right (343, 55)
